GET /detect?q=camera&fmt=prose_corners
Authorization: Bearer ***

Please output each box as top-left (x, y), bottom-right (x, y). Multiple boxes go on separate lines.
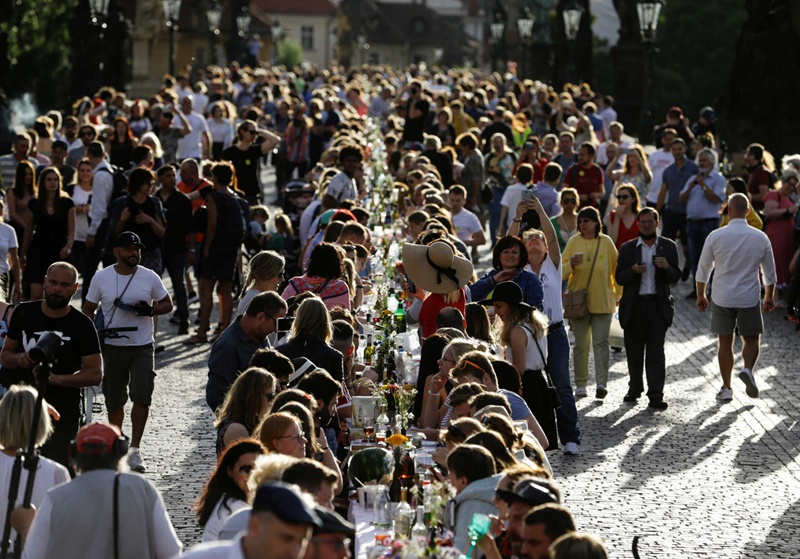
top-left (277, 317), bottom-right (294, 333)
top-left (29, 332), bottom-right (62, 365)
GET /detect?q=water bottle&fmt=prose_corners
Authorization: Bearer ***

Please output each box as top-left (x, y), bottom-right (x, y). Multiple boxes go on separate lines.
top-left (373, 486), bottom-right (391, 528)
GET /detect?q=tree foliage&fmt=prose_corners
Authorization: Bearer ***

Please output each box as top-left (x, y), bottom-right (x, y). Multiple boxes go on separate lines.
top-left (651, 0), bottom-right (747, 122)
top-left (1, 0), bottom-right (76, 110)
top-left (277, 38), bottom-right (304, 68)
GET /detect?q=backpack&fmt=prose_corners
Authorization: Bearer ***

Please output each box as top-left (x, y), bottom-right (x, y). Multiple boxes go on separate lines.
top-left (218, 192), bottom-right (248, 244)
top-left (96, 165), bottom-right (129, 209)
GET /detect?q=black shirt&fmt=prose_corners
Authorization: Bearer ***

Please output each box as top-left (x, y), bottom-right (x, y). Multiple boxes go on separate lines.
top-left (402, 99), bottom-right (430, 143)
top-left (157, 188), bottom-right (194, 255)
top-left (221, 144), bottom-right (262, 198)
top-left (5, 301), bottom-right (101, 411)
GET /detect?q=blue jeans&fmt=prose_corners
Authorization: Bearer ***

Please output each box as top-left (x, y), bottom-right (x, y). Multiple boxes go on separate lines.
top-left (686, 218), bottom-right (719, 282)
top-left (489, 185), bottom-right (505, 244)
top-left (547, 323), bottom-right (580, 445)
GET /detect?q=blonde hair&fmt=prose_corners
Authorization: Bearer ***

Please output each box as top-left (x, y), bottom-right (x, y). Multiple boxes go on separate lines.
top-left (550, 533), bottom-right (608, 559)
top-left (291, 296), bottom-right (332, 343)
top-left (241, 250), bottom-right (285, 296)
top-left (256, 412), bottom-right (301, 452)
top-left (0, 385), bottom-right (53, 449)
top-left (247, 453), bottom-right (299, 499)
top-left (443, 337), bottom-right (489, 363)
top-left (498, 306), bottom-right (549, 347)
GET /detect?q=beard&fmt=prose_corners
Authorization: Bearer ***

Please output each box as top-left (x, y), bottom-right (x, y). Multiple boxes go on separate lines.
top-left (639, 231), bottom-right (657, 241)
top-left (125, 254), bottom-right (141, 267)
top-left (45, 293), bottom-right (71, 310)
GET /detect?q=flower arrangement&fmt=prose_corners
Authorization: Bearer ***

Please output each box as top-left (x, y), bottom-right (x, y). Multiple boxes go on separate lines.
top-left (372, 383), bottom-right (418, 433)
top-left (367, 538), bottom-right (461, 559)
top-left (385, 433), bottom-right (410, 447)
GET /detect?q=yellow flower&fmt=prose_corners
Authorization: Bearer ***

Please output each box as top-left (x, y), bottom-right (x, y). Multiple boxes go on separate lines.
top-left (386, 434), bottom-right (409, 447)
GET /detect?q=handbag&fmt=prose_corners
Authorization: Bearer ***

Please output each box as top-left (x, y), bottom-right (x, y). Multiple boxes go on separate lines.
top-left (562, 238), bottom-right (601, 320)
top-left (529, 328), bottom-right (561, 410)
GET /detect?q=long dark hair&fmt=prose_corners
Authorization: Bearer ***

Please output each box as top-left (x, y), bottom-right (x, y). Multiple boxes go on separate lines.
top-left (13, 161), bottom-right (36, 199)
top-left (195, 438), bottom-right (265, 526)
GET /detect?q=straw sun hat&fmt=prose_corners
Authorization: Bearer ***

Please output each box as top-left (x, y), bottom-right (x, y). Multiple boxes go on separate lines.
top-left (402, 241), bottom-right (473, 294)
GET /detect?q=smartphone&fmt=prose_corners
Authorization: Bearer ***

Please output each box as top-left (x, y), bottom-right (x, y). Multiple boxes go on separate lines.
top-left (522, 189), bottom-right (534, 201)
top-left (277, 317), bottom-right (295, 333)
top-left (405, 274), bottom-right (416, 294)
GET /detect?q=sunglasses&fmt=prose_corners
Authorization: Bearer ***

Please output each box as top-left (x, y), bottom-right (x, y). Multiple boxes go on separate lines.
top-left (454, 359), bottom-right (488, 377)
top-left (495, 488), bottom-right (519, 504)
top-left (617, 195), bottom-right (631, 200)
top-left (561, 198), bottom-right (577, 204)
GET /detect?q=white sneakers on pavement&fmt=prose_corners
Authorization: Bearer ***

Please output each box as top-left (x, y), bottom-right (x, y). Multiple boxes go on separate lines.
top-left (738, 368), bottom-right (759, 398)
top-left (716, 387), bottom-right (733, 401)
top-left (574, 387), bottom-right (588, 398)
top-left (563, 442), bottom-right (580, 456)
top-left (128, 448), bottom-right (146, 473)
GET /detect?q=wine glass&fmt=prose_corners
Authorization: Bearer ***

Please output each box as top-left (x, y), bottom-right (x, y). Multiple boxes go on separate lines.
top-left (363, 417), bottom-right (375, 443)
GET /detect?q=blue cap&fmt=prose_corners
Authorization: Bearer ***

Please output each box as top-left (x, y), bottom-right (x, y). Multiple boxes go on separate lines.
top-left (252, 482), bottom-right (321, 527)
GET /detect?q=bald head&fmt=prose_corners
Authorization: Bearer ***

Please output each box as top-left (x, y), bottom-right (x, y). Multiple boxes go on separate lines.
top-left (46, 261), bottom-right (78, 284)
top-left (180, 159), bottom-right (200, 184)
top-left (728, 193), bottom-right (750, 218)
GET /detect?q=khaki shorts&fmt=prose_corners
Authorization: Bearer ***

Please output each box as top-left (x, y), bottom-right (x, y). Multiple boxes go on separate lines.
top-left (710, 302), bottom-right (763, 336)
top-left (101, 344), bottom-right (156, 410)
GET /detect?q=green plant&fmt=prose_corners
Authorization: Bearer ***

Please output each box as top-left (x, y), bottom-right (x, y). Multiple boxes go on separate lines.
top-left (277, 38), bottom-right (304, 67)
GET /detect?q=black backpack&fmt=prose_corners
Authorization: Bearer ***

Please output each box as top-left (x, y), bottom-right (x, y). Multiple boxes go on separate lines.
top-left (218, 192), bottom-right (249, 245)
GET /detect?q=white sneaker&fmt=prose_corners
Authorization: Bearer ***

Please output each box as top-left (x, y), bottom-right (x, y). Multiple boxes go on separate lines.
top-left (575, 387), bottom-right (588, 398)
top-left (568, 329), bottom-right (576, 345)
top-left (128, 449), bottom-right (146, 473)
top-left (716, 387), bottom-right (733, 401)
top-left (738, 368), bottom-right (759, 398)
top-left (563, 442), bottom-right (580, 456)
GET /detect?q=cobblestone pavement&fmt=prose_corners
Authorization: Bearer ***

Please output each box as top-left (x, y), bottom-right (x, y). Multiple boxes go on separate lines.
top-left (90, 171), bottom-right (800, 557)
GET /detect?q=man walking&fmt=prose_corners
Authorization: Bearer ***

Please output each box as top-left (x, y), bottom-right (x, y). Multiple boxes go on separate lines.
top-left (563, 142), bottom-right (605, 209)
top-left (657, 138), bottom-right (698, 281)
top-left (83, 141), bottom-right (115, 301)
top-left (83, 232), bottom-right (173, 472)
top-left (0, 262), bottom-right (102, 468)
top-left (12, 422), bottom-right (182, 559)
top-left (615, 209), bottom-right (681, 409)
top-left (696, 194), bottom-right (776, 401)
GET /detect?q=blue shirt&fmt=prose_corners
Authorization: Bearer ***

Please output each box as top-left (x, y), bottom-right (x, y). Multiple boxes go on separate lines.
top-left (662, 159), bottom-right (699, 214)
top-left (469, 269), bottom-right (544, 310)
top-left (680, 170), bottom-right (726, 220)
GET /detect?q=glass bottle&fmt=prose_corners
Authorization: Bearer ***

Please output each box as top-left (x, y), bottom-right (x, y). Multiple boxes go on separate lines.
top-left (364, 334), bottom-right (375, 366)
top-left (394, 489), bottom-right (412, 539)
top-left (373, 486), bottom-right (391, 528)
top-left (411, 506), bottom-right (428, 545)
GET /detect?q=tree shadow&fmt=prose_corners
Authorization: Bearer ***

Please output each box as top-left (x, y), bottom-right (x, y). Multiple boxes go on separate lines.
top-left (734, 417), bottom-right (800, 484)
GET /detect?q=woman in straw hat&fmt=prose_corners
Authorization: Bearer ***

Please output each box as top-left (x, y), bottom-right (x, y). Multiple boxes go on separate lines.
top-left (479, 281), bottom-right (557, 450)
top-left (402, 239), bottom-right (474, 339)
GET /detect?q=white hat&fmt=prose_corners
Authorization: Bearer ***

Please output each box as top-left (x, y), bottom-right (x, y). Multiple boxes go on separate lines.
top-left (402, 241), bottom-right (473, 295)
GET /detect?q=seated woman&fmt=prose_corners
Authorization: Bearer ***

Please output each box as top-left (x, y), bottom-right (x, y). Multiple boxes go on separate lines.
top-left (274, 296), bottom-right (344, 381)
top-left (236, 250), bottom-right (286, 316)
top-left (282, 243), bottom-right (350, 310)
top-left (257, 411), bottom-right (307, 459)
top-left (214, 367), bottom-right (278, 456)
top-left (196, 439), bottom-right (265, 542)
top-left (0, 386), bottom-right (70, 551)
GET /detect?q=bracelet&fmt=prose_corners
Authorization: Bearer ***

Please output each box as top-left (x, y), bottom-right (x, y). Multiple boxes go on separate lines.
top-left (428, 390), bottom-right (439, 396)
top-left (356, 285), bottom-right (364, 289)
top-left (512, 218), bottom-right (522, 223)
top-left (320, 446), bottom-right (330, 451)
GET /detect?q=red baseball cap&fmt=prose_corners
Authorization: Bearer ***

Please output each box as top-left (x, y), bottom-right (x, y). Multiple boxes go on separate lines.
top-left (74, 422), bottom-right (123, 455)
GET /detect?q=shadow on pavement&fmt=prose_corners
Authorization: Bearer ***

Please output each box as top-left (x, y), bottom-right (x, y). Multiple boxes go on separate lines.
top-left (740, 497), bottom-right (800, 557)
top-left (735, 417), bottom-right (800, 484)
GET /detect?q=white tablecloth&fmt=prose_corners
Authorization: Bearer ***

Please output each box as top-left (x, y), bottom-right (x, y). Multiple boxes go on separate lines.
top-left (348, 500), bottom-right (379, 559)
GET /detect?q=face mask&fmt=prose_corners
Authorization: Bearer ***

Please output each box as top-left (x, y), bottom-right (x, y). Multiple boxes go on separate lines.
top-left (639, 231), bottom-right (657, 241)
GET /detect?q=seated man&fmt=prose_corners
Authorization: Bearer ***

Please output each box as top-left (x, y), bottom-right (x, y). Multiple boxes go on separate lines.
top-left (445, 444), bottom-right (499, 556)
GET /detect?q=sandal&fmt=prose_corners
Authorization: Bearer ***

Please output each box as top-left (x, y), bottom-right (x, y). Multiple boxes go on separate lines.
top-left (184, 334), bottom-right (208, 344)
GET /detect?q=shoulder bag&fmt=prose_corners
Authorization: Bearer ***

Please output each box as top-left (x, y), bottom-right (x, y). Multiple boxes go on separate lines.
top-left (562, 238), bottom-right (601, 320)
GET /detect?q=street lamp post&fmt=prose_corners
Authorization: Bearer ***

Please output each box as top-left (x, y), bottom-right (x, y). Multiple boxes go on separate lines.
top-left (489, 2), bottom-right (505, 73)
top-left (89, 0), bottom-right (111, 88)
top-left (517, 7), bottom-right (534, 79)
top-left (237, 7), bottom-right (251, 63)
top-left (207, 1), bottom-right (222, 66)
top-left (637, 0), bottom-right (663, 143)
top-left (162, 0), bottom-right (183, 76)
top-left (271, 20), bottom-right (282, 66)
top-left (562, 1), bottom-right (583, 85)
top-left (355, 33), bottom-right (370, 66)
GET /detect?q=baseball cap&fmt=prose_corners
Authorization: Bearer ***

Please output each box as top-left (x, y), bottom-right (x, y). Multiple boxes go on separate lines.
top-left (252, 482), bottom-right (321, 527)
top-left (313, 507), bottom-right (355, 536)
top-left (667, 106), bottom-right (683, 119)
top-left (319, 210), bottom-right (336, 226)
top-left (73, 422), bottom-right (124, 455)
top-left (509, 478), bottom-right (560, 507)
top-left (113, 231), bottom-right (145, 249)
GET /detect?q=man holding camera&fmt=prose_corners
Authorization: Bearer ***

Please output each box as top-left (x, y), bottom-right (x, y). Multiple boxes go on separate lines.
top-left (0, 262), bottom-right (102, 469)
top-left (82, 232), bottom-right (173, 473)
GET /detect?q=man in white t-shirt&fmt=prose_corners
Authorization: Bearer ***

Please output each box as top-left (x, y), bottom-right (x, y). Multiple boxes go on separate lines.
top-left (82, 232), bottom-right (173, 473)
top-left (448, 184), bottom-right (486, 250)
top-left (174, 95), bottom-right (211, 160)
top-left (645, 128), bottom-right (676, 206)
top-left (595, 121), bottom-right (631, 165)
top-left (499, 164), bottom-right (535, 236)
top-left (322, 145), bottom-right (365, 209)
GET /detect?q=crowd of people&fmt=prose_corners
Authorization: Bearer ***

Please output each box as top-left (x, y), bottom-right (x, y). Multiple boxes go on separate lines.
top-left (0, 59), bottom-right (795, 559)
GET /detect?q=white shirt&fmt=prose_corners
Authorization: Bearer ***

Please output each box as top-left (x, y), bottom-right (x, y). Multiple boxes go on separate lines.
top-left (201, 497), bottom-right (249, 542)
top-left (696, 218), bottom-right (776, 308)
top-left (499, 182), bottom-right (528, 228)
top-left (596, 139), bottom-right (632, 166)
top-left (299, 199), bottom-right (323, 245)
top-left (0, 222), bottom-right (18, 273)
top-left (182, 534), bottom-right (246, 559)
top-left (647, 150), bottom-right (675, 203)
top-left (71, 186), bottom-right (92, 242)
top-left (526, 256), bottom-right (563, 322)
top-left (86, 266), bottom-right (170, 345)
top-left (175, 111), bottom-right (210, 159)
top-left (637, 238), bottom-right (657, 295)
top-left (87, 160), bottom-right (113, 237)
top-left (208, 119), bottom-right (234, 146)
top-left (325, 171), bottom-right (357, 202)
top-left (451, 208), bottom-right (483, 242)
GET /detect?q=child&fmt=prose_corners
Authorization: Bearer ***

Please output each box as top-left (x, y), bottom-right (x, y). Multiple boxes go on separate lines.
top-left (245, 205), bottom-right (269, 255)
top-left (445, 444), bottom-right (499, 556)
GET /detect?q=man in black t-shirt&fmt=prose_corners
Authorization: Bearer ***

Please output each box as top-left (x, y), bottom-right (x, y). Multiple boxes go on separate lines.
top-left (221, 119), bottom-right (282, 205)
top-left (0, 262), bottom-right (102, 468)
top-left (399, 80), bottom-right (430, 146)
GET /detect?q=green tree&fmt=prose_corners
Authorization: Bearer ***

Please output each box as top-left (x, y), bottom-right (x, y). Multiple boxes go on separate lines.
top-left (0, 0), bottom-right (75, 111)
top-left (652, 0), bottom-right (747, 123)
top-left (277, 38), bottom-right (304, 68)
